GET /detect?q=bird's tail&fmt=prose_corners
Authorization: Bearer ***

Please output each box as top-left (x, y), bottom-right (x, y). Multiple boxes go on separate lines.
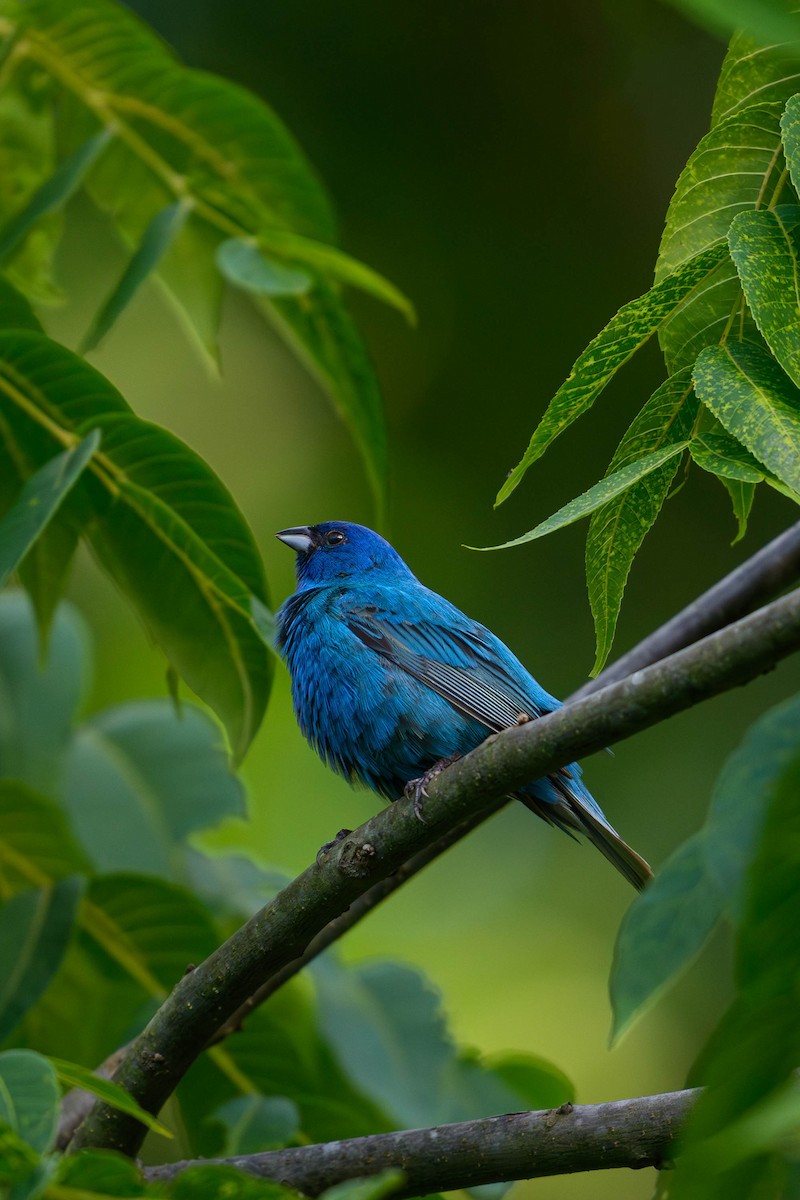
top-left (518, 770), bottom-right (653, 892)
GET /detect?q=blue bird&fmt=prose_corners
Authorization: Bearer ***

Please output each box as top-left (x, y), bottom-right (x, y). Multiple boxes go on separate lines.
top-left (276, 521), bottom-right (652, 890)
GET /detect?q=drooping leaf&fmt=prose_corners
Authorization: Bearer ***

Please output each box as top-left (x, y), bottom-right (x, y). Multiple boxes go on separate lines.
top-left (62, 700), bottom-right (246, 878)
top-left (693, 340), bottom-right (800, 495)
top-left (586, 370), bottom-right (697, 674)
top-left (47, 1057), bottom-right (171, 1138)
top-left (656, 104), bottom-right (788, 372)
top-left (481, 444), bottom-right (688, 551)
top-left (722, 478), bottom-right (757, 542)
top-left (0, 330), bottom-right (273, 762)
top-left (610, 834), bottom-right (723, 1041)
top-left (689, 430), bottom-right (766, 482)
top-left (212, 1095), bottom-right (300, 1155)
top-left (0, 594), bottom-right (88, 793)
top-left (0, 129), bottom-right (111, 266)
top-left (0, 878), bottom-right (84, 1044)
top-left (0, 431), bottom-right (99, 589)
top-left (496, 242), bottom-right (727, 504)
top-left (728, 205), bottom-right (800, 385)
top-left (80, 199), bottom-right (192, 353)
top-left (0, 1051), bottom-right (59, 1153)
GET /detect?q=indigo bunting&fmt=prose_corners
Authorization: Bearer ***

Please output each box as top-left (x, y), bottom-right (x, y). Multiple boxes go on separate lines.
top-left (276, 521), bottom-right (651, 890)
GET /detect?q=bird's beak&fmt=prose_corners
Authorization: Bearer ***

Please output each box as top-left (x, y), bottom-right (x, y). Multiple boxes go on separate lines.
top-left (276, 526), bottom-right (314, 554)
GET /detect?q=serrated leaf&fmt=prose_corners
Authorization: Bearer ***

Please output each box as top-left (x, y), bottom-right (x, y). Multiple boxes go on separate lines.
top-left (656, 103), bottom-right (789, 372)
top-left (80, 199), bottom-right (192, 353)
top-left (47, 1057), bottom-right (171, 1138)
top-left (0, 878), bottom-right (84, 1043)
top-left (0, 330), bottom-right (273, 762)
top-left (481, 443), bottom-right (688, 551)
top-left (62, 700), bottom-right (246, 878)
top-left (496, 242), bottom-right (728, 504)
top-left (693, 340), bottom-right (800, 494)
top-left (721, 477), bottom-right (757, 542)
top-left (728, 205), bottom-right (800, 385)
top-left (586, 370), bottom-right (697, 675)
top-left (0, 1051), bottom-right (59, 1153)
top-left (0, 129), bottom-right (111, 266)
top-left (689, 430), bottom-right (766, 481)
top-left (0, 594), bottom-right (89, 793)
top-left (713, 32), bottom-right (800, 126)
top-left (0, 431), bottom-right (99, 589)
top-left (610, 834), bottom-right (723, 1041)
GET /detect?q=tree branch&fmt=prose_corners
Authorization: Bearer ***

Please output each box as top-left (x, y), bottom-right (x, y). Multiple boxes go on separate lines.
top-left (143, 1089), bottom-right (698, 1193)
top-left (69, 585), bottom-right (800, 1158)
top-left (212, 521), bottom-right (800, 1041)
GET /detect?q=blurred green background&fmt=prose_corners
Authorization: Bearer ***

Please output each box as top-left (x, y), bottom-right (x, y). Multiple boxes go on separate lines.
top-left (37, 1), bottom-right (800, 1195)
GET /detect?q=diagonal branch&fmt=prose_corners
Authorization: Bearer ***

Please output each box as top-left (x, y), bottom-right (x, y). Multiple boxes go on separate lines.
top-left (69, 585), bottom-right (800, 1158)
top-left (143, 1088), bottom-right (698, 1193)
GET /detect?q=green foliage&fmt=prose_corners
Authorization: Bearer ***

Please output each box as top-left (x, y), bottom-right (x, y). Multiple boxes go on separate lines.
top-left (0, 0), bottom-right (403, 511)
top-left (0, 1050), bottom-right (60, 1152)
top-left (0, 596), bottom-right (572, 1188)
top-left (493, 29), bottom-right (800, 670)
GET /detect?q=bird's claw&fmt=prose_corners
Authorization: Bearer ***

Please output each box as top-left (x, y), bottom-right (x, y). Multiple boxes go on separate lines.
top-left (404, 754), bottom-right (461, 822)
top-left (316, 828), bottom-right (352, 865)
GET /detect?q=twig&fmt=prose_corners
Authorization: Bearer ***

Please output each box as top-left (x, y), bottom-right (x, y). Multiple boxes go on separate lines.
top-left (144, 1088), bottom-right (698, 1193)
top-left (573, 519), bottom-right (800, 699)
top-left (69, 586), bottom-right (800, 1158)
top-left (212, 522), bottom-right (800, 1039)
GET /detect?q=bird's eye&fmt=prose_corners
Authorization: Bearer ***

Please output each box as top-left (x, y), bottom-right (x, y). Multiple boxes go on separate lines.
top-left (325, 530), bottom-right (345, 546)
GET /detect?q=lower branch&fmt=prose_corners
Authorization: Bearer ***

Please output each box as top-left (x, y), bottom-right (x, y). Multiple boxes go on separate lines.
top-left (144, 1089), bottom-right (698, 1195)
top-left (70, 587), bottom-right (800, 1158)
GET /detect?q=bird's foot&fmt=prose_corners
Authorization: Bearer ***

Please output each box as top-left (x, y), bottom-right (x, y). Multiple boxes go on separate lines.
top-left (316, 828), bottom-right (352, 866)
top-left (404, 754), bottom-right (461, 822)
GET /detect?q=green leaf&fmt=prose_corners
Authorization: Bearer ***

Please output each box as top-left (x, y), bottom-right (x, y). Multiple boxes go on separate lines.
top-left (0, 783), bottom-right (92, 889)
top-left (668, 730), bottom-right (800, 1197)
top-left (213, 1095), bottom-right (300, 1155)
top-left (0, 1051), bottom-right (59, 1153)
top-left (656, 103), bottom-right (788, 372)
top-left (728, 205), bottom-right (800, 385)
top-left (0, 595), bottom-right (88, 794)
top-left (321, 1173), bottom-right (405, 1200)
top-left (693, 340), bottom-right (800, 494)
top-left (586, 370), bottom-right (697, 675)
top-left (0, 129), bottom-right (111, 265)
top-left (496, 242), bottom-right (728, 504)
top-left (689, 430), bottom-right (766, 482)
top-left (169, 1164), bottom-right (297, 1200)
top-left (47, 1057), bottom-right (171, 1139)
top-left (80, 199), bottom-right (192, 353)
top-left (217, 239), bottom-right (312, 296)
top-left (721, 477), bottom-right (757, 542)
top-left (610, 834), bottom-right (723, 1041)
top-left (0, 278), bottom-right (42, 333)
top-left (53, 1150), bottom-right (145, 1197)
top-left (0, 878), bottom-right (84, 1044)
top-left (487, 1053), bottom-right (574, 1110)
top-left (266, 284), bottom-right (388, 519)
top-left (255, 230), bottom-right (415, 322)
top-left (480, 443), bottom-right (688, 551)
top-left (62, 700), bottom-right (246, 878)
top-left (0, 1123), bottom-right (40, 1188)
top-left (663, 0), bottom-right (800, 46)
top-left (0, 431), bottom-right (100, 589)
top-left (713, 32), bottom-right (800, 127)
top-left (313, 958), bottom-right (563, 1129)
top-left (85, 873), bottom-right (219, 994)
top-left (0, 330), bottom-right (273, 762)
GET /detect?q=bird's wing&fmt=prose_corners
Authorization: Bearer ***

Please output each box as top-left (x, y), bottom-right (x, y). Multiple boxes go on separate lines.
top-left (344, 593), bottom-right (555, 733)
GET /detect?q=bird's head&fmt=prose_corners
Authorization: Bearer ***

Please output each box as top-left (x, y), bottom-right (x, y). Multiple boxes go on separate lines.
top-left (276, 521), bottom-right (414, 588)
